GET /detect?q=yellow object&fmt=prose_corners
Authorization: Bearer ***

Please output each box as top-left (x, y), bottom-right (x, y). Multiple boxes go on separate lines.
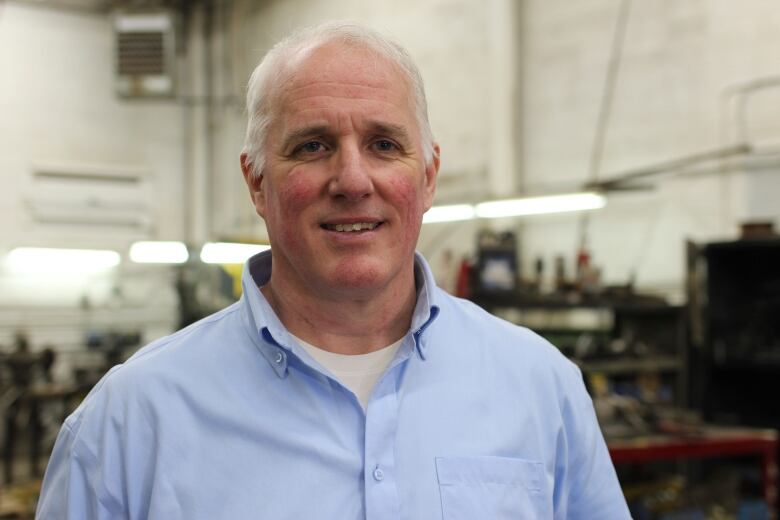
top-left (221, 264), bottom-right (244, 298)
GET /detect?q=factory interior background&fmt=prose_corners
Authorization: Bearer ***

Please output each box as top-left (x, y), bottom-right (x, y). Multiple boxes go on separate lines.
top-left (1, 0), bottom-right (779, 517)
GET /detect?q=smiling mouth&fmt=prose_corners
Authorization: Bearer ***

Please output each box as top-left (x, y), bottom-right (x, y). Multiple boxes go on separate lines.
top-left (321, 222), bottom-right (382, 232)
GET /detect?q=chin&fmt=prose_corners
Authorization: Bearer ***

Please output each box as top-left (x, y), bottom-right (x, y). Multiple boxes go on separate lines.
top-left (330, 265), bottom-right (384, 289)
top-left (324, 257), bottom-right (391, 291)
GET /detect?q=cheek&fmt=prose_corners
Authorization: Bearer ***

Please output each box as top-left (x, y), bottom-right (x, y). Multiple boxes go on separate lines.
top-left (262, 173), bottom-right (321, 245)
top-left (265, 171), bottom-right (321, 227)
top-left (278, 173), bottom-right (320, 214)
top-left (387, 175), bottom-right (425, 234)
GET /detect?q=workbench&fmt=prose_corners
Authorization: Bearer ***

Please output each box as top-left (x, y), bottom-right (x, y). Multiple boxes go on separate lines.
top-left (609, 426), bottom-right (778, 518)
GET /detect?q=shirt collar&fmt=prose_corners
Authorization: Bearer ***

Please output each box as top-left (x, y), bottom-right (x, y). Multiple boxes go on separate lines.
top-left (239, 250), bottom-right (441, 374)
top-left (409, 252), bottom-right (441, 358)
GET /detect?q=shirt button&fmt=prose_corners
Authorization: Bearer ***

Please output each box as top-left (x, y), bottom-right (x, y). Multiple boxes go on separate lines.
top-left (274, 351), bottom-right (284, 364)
top-left (373, 467), bottom-right (384, 481)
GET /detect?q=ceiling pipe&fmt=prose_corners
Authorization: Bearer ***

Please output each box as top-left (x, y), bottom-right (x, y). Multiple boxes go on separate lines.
top-left (585, 144), bottom-right (752, 192)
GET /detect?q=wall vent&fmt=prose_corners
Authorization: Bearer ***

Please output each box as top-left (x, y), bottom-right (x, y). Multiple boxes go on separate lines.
top-left (114, 12), bottom-right (176, 98)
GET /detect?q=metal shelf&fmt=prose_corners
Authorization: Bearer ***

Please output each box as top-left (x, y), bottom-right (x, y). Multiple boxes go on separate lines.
top-left (470, 290), bottom-right (669, 311)
top-left (576, 356), bottom-right (682, 375)
top-left (469, 294), bottom-right (688, 406)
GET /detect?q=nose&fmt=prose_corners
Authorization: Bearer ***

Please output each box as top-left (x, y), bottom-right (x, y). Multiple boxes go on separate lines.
top-left (328, 142), bottom-right (374, 201)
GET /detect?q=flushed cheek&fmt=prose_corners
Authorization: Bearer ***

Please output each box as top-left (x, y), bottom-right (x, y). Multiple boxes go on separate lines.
top-left (387, 175), bottom-right (425, 232)
top-left (266, 176), bottom-right (321, 249)
top-left (278, 171), bottom-right (322, 213)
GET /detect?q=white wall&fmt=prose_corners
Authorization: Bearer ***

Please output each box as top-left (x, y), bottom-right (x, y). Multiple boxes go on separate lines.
top-left (0, 2), bottom-right (181, 373)
top-left (0, 3), bottom-right (186, 245)
top-left (519, 0), bottom-right (780, 298)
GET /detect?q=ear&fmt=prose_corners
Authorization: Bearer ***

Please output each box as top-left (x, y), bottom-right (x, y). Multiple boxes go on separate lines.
top-left (241, 153), bottom-right (266, 217)
top-left (422, 143), bottom-right (440, 212)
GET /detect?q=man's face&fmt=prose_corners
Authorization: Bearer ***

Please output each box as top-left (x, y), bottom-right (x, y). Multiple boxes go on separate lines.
top-left (242, 43), bottom-right (439, 299)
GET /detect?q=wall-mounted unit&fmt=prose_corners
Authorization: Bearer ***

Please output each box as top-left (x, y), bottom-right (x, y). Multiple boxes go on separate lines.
top-left (24, 162), bottom-right (153, 241)
top-left (114, 11), bottom-right (176, 98)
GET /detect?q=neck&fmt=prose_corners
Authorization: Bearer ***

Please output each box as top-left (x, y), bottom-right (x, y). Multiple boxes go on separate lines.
top-left (260, 267), bottom-right (418, 355)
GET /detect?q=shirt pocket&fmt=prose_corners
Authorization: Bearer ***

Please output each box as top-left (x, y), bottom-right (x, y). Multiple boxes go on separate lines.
top-left (435, 456), bottom-right (545, 520)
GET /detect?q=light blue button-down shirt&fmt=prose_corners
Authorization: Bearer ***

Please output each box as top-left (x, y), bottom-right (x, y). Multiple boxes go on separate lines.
top-left (37, 251), bottom-right (630, 519)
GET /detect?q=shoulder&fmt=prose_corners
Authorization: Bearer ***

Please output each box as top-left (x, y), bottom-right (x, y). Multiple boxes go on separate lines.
top-left (432, 289), bottom-right (576, 370)
top-left (425, 289), bottom-right (584, 405)
top-left (125, 301), bottom-right (243, 366)
top-left (65, 302), bottom-right (245, 434)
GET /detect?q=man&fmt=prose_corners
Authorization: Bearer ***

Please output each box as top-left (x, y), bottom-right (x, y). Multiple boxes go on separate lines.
top-left (37, 21), bottom-right (630, 519)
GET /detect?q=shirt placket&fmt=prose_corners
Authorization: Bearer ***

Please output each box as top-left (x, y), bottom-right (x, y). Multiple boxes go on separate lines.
top-left (363, 357), bottom-right (405, 520)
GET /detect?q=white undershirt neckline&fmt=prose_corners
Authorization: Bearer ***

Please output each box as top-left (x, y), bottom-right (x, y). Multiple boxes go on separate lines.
top-left (291, 334), bottom-right (403, 410)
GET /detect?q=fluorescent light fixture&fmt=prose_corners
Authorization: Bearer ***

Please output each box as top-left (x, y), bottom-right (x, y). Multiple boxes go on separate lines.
top-left (7, 247), bottom-right (120, 274)
top-left (422, 192), bottom-right (607, 224)
top-left (423, 204), bottom-right (476, 224)
top-left (130, 241), bottom-right (188, 264)
top-left (475, 192), bottom-right (606, 218)
top-left (200, 242), bottom-right (270, 264)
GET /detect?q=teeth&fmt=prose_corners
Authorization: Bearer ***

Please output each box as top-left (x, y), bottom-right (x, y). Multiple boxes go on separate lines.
top-left (328, 222), bottom-right (378, 232)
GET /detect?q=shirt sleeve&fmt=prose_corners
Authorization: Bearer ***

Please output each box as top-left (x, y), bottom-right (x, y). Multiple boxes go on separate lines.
top-left (554, 363), bottom-right (632, 520)
top-left (36, 419), bottom-right (124, 520)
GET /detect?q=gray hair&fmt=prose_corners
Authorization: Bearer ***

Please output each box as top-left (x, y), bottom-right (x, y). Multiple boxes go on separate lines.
top-left (241, 20), bottom-right (436, 178)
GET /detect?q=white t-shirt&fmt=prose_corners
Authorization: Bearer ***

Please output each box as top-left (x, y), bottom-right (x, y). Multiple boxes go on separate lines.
top-left (292, 334), bottom-right (403, 409)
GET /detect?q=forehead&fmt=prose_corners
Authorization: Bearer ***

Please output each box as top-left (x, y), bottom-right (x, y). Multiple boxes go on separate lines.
top-left (291, 41), bottom-right (401, 85)
top-left (271, 42), bottom-right (416, 129)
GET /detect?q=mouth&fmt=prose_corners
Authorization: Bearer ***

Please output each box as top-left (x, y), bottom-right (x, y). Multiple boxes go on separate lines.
top-left (321, 221), bottom-right (383, 233)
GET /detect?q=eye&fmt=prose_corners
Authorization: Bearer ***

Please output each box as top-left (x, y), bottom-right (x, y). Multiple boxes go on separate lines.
top-left (301, 141), bottom-right (324, 153)
top-left (372, 139), bottom-right (399, 153)
top-left (290, 141), bottom-right (328, 160)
